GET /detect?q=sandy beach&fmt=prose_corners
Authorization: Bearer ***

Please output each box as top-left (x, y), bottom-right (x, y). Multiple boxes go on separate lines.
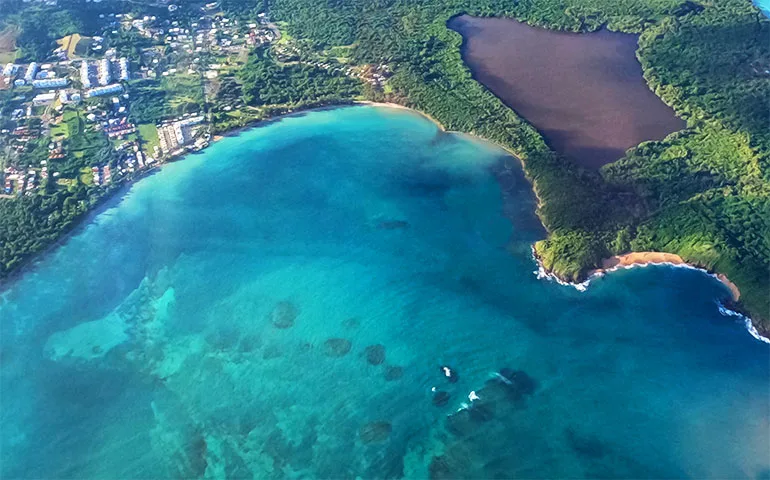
top-left (592, 252), bottom-right (741, 301)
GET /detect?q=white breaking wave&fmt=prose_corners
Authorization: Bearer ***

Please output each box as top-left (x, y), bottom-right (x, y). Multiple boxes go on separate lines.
top-left (531, 249), bottom-right (590, 292)
top-left (531, 246), bottom-right (769, 345)
top-left (717, 301), bottom-right (770, 344)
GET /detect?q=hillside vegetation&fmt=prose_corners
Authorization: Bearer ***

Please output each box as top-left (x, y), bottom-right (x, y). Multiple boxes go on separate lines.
top-left (0, 0), bottom-right (766, 329)
top-left (268, 0), bottom-right (770, 327)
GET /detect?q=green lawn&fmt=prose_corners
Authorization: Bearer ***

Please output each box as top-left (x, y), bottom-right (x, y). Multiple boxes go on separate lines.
top-left (0, 49), bottom-right (18, 64)
top-left (275, 22), bottom-right (292, 44)
top-left (50, 108), bottom-right (83, 140)
top-left (137, 123), bottom-right (160, 156)
top-left (78, 166), bottom-right (94, 185)
top-left (0, 25), bottom-right (20, 63)
top-left (50, 121), bottom-right (68, 140)
top-left (161, 74), bottom-right (205, 109)
top-left (64, 110), bottom-right (84, 139)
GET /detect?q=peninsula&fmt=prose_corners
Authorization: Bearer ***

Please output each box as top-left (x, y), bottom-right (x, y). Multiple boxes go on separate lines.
top-left (0, 0), bottom-right (767, 333)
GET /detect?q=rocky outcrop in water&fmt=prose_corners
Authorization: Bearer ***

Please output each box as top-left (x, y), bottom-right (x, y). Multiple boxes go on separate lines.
top-left (364, 344), bottom-right (386, 365)
top-left (323, 338), bottom-right (352, 357)
top-left (426, 367), bottom-right (539, 478)
top-left (269, 301), bottom-right (299, 329)
top-left (432, 390), bottom-right (451, 407)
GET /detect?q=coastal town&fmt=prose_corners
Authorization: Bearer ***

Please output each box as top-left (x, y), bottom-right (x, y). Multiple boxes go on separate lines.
top-left (1, 0), bottom-right (769, 478)
top-left (0, 0), bottom-right (391, 197)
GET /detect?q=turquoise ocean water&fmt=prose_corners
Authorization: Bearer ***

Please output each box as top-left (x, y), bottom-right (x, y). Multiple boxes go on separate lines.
top-left (1, 106), bottom-right (768, 478)
top-left (755, 0), bottom-right (770, 16)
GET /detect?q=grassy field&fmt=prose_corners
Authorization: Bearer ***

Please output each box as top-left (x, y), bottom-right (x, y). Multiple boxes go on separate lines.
top-left (162, 75), bottom-right (204, 104)
top-left (63, 109), bottom-right (84, 139)
top-left (275, 22), bottom-right (293, 44)
top-left (137, 123), bottom-right (160, 156)
top-left (0, 25), bottom-right (20, 63)
top-left (50, 109), bottom-right (81, 141)
top-left (56, 33), bottom-right (92, 58)
top-left (78, 166), bottom-right (94, 186)
top-left (50, 121), bottom-right (68, 140)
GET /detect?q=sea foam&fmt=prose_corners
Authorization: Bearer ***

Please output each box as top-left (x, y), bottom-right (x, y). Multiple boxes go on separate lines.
top-left (717, 301), bottom-right (770, 344)
top-left (531, 247), bottom-right (769, 344)
top-left (531, 248), bottom-right (590, 292)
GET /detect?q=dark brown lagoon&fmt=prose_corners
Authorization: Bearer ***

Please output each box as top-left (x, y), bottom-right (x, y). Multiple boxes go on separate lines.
top-left (448, 15), bottom-right (686, 168)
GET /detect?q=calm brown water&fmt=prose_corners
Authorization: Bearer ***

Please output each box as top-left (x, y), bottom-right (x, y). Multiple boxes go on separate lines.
top-left (448, 15), bottom-right (686, 168)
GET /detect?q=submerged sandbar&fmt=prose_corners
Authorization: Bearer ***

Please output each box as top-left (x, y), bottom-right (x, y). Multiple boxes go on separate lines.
top-left (448, 15), bottom-right (686, 168)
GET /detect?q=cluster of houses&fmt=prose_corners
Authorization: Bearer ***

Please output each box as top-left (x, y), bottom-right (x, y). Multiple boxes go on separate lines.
top-left (2, 166), bottom-right (43, 195)
top-left (104, 117), bottom-right (136, 138)
top-left (91, 164), bottom-right (112, 186)
top-left (301, 57), bottom-right (392, 88)
top-left (357, 63), bottom-right (392, 87)
top-left (48, 142), bottom-right (64, 161)
top-left (1, 56), bottom-right (128, 108)
top-left (273, 43), bottom-right (302, 62)
top-left (4, 124), bottom-right (41, 154)
top-left (113, 139), bottom-right (153, 174)
top-left (0, 2), bottom-right (303, 199)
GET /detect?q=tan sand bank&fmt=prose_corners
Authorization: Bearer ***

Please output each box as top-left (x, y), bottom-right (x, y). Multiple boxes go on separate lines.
top-left (592, 252), bottom-right (740, 301)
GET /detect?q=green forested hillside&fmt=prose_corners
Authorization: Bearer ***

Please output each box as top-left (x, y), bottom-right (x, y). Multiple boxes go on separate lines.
top-left (268, 0), bottom-right (770, 327)
top-left (238, 48), bottom-right (363, 106)
top-left (1, 0), bottom-right (767, 328)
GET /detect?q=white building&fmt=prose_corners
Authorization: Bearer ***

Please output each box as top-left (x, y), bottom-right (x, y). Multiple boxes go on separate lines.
top-left (32, 78), bottom-right (68, 89)
top-left (2, 63), bottom-right (18, 77)
top-left (24, 63), bottom-right (39, 83)
top-left (86, 83), bottom-right (123, 97)
top-left (32, 92), bottom-right (57, 105)
top-left (80, 61), bottom-right (92, 88)
top-left (98, 58), bottom-right (111, 85)
top-left (118, 57), bottom-right (129, 81)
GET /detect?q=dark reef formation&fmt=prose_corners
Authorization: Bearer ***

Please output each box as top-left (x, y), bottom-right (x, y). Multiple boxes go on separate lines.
top-left (428, 367), bottom-right (538, 478)
top-left (432, 390), bottom-right (451, 407)
top-left (323, 338), bottom-right (352, 357)
top-left (364, 344), bottom-right (386, 365)
top-left (269, 301), bottom-right (299, 329)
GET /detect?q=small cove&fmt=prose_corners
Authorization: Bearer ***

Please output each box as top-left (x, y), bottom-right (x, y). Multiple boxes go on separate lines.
top-left (448, 15), bottom-right (687, 168)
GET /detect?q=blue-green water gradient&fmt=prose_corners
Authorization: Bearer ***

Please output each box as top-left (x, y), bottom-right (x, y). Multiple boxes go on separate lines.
top-left (1, 106), bottom-right (768, 478)
top-left (755, 0), bottom-right (770, 16)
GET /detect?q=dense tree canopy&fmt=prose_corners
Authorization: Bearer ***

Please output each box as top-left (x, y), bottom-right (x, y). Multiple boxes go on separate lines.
top-left (266, 0), bottom-right (770, 325)
top-left (238, 48), bottom-right (362, 106)
top-left (1, 0), bottom-right (767, 329)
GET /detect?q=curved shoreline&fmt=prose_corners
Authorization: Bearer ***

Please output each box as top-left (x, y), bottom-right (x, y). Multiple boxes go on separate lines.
top-left (591, 252), bottom-right (741, 302)
top-left (3, 101), bottom-right (765, 342)
top-left (361, 102), bottom-right (766, 342)
top-left (532, 247), bottom-right (768, 342)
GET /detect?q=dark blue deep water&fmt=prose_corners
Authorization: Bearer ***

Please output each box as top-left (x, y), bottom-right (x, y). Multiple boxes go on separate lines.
top-left (1, 106), bottom-right (768, 478)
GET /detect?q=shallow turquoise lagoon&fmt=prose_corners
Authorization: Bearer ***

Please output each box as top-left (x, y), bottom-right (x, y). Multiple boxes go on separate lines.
top-left (1, 106), bottom-right (768, 479)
